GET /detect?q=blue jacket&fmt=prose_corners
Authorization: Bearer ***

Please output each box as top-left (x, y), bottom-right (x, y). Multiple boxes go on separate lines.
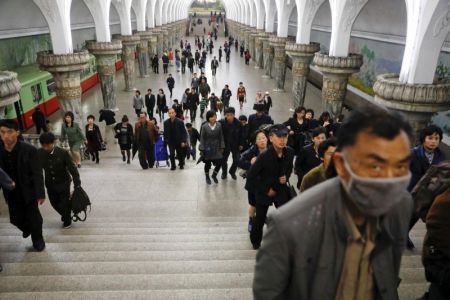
top-left (408, 145), bottom-right (446, 191)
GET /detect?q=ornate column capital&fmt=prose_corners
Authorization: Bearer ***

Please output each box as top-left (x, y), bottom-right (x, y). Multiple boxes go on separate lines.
top-left (0, 71), bottom-right (21, 110)
top-left (313, 52), bottom-right (363, 75)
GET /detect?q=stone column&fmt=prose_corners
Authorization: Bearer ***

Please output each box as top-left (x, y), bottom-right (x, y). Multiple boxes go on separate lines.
top-left (313, 53), bottom-right (363, 117)
top-left (373, 74), bottom-right (450, 138)
top-left (37, 51), bottom-right (90, 123)
top-left (147, 31), bottom-right (158, 66)
top-left (86, 40), bottom-right (122, 111)
top-left (136, 31), bottom-right (152, 78)
top-left (243, 28), bottom-right (252, 50)
top-left (285, 41), bottom-right (320, 108)
top-left (155, 30), bottom-right (164, 57)
top-left (162, 28), bottom-right (169, 52)
top-left (270, 36), bottom-right (288, 92)
top-left (262, 36), bottom-right (274, 78)
top-left (114, 34), bottom-right (140, 92)
top-left (239, 26), bottom-right (247, 47)
top-left (0, 71), bottom-right (21, 120)
top-left (249, 30), bottom-right (258, 63)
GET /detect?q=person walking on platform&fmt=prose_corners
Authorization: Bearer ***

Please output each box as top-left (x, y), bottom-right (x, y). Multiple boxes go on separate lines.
top-left (191, 73), bottom-right (200, 94)
top-left (246, 124), bottom-right (294, 250)
top-left (253, 107), bottom-right (414, 300)
top-left (237, 82), bottom-right (246, 109)
top-left (219, 107), bottom-right (241, 180)
top-left (0, 119), bottom-right (46, 252)
top-left (38, 132), bottom-right (81, 229)
top-left (188, 55), bottom-right (195, 73)
top-left (248, 107), bottom-right (274, 139)
top-left (221, 84), bottom-right (232, 110)
top-left (225, 47), bottom-right (231, 63)
top-left (218, 46), bottom-right (223, 62)
top-left (60, 111), bottom-right (86, 168)
top-left (211, 56), bottom-right (219, 76)
top-left (199, 78), bottom-right (211, 118)
top-left (156, 89), bottom-right (167, 122)
top-left (114, 115), bottom-right (134, 164)
top-left (181, 54), bottom-right (187, 74)
top-left (144, 89), bottom-right (156, 119)
top-left (199, 110), bottom-right (225, 185)
top-left (164, 109), bottom-right (188, 170)
top-left (133, 90), bottom-right (144, 118)
top-left (166, 74), bottom-right (175, 99)
top-left (32, 107), bottom-right (47, 134)
top-left (152, 54), bottom-right (159, 73)
top-left (85, 115), bottom-right (103, 164)
top-left (99, 109), bottom-right (116, 145)
top-left (186, 123), bottom-right (200, 160)
top-left (239, 129), bottom-right (269, 233)
top-left (134, 112), bottom-right (158, 169)
top-left (195, 50), bottom-right (200, 65)
top-left (187, 88), bottom-right (199, 120)
top-left (162, 52), bottom-right (169, 74)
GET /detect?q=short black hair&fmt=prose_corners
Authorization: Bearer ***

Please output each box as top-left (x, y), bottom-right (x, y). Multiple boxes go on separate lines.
top-left (419, 125), bottom-right (443, 144)
top-left (252, 129), bottom-right (268, 144)
top-left (205, 110), bottom-right (216, 122)
top-left (39, 132), bottom-right (56, 145)
top-left (121, 115), bottom-right (129, 123)
top-left (318, 138), bottom-right (337, 158)
top-left (225, 107), bottom-right (235, 114)
top-left (185, 123), bottom-right (192, 128)
top-left (336, 107), bottom-right (413, 151)
top-left (312, 126), bottom-right (327, 138)
top-left (87, 115), bottom-right (95, 121)
top-left (238, 115), bottom-right (247, 121)
top-left (306, 109), bottom-right (315, 118)
top-left (136, 90), bottom-right (141, 95)
top-left (0, 119), bottom-right (19, 130)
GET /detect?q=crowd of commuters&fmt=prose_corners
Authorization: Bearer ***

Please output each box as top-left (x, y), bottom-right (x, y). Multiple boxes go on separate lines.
top-left (1, 18), bottom-right (449, 300)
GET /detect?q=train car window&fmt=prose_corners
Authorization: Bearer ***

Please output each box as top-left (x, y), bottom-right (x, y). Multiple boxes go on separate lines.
top-left (47, 79), bottom-right (56, 95)
top-left (31, 84), bottom-right (43, 103)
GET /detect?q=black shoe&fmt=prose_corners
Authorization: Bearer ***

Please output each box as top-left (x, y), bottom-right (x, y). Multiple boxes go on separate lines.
top-left (252, 244), bottom-right (260, 250)
top-left (221, 173), bottom-right (227, 180)
top-left (170, 166), bottom-right (176, 171)
top-left (205, 174), bottom-right (212, 185)
top-left (22, 231), bottom-right (30, 239)
top-left (407, 237), bottom-right (415, 250)
top-left (230, 172), bottom-right (237, 180)
top-left (91, 155), bottom-right (95, 162)
top-left (179, 165), bottom-right (184, 170)
top-left (96, 160), bottom-right (99, 164)
top-left (122, 154), bottom-right (126, 162)
top-left (127, 159), bottom-right (130, 164)
top-left (33, 240), bottom-right (46, 252)
top-left (212, 172), bottom-right (218, 184)
top-left (63, 221), bottom-right (72, 229)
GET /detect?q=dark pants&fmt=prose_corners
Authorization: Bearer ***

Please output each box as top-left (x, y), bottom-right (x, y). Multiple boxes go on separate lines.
top-left (163, 64), bottom-right (168, 73)
top-left (47, 184), bottom-right (71, 224)
top-left (250, 199), bottom-right (286, 247)
top-left (135, 109), bottom-right (142, 117)
top-left (90, 150), bottom-right (100, 163)
top-left (8, 197), bottom-right (44, 247)
top-left (181, 65), bottom-right (186, 73)
top-left (138, 144), bottom-right (154, 169)
top-left (190, 107), bottom-right (197, 120)
top-left (226, 55), bottom-right (230, 63)
top-left (168, 144), bottom-right (185, 167)
top-left (168, 87), bottom-right (173, 98)
top-left (36, 124), bottom-right (47, 134)
top-left (423, 251), bottom-right (450, 300)
top-left (147, 107), bottom-right (154, 119)
top-left (189, 65), bottom-right (194, 72)
top-left (221, 148), bottom-right (239, 175)
top-left (153, 65), bottom-right (159, 73)
top-left (204, 159), bottom-right (222, 174)
top-left (212, 68), bottom-right (217, 75)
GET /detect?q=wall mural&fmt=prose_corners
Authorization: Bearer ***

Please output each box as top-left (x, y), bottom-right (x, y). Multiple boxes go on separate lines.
top-left (0, 34), bottom-right (51, 70)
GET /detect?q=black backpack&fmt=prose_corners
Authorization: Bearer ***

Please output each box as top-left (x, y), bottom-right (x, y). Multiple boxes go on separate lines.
top-left (71, 186), bottom-right (91, 222)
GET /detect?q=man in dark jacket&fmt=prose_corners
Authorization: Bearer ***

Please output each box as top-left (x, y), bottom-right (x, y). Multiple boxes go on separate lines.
top-left (221, 84), bottom-right (232, 109)
top-left (144, 89), bottom-right (156, 118)
top-left (211, 56), bottom-right (219, 76)
top-left (248, 108), bottom-right (274, 139)
top-left (219, 107), bottom-right (241, 179)
top-left (164, 108), bottom-right (188, 170)
top-left (99, 109), bottom-right (116, 144)
top-left (188, 55), bottom-right (195, 73)
top-left (295, 126), bottom-right (327, 188)
top-left (253, 107), bottom-right (414, 300)
top-left (407, 124), bottom-right (446, 249)
top-left (38, 132), bottom-right (81, 229)
top-left (187, 88), bottom-right (199, 120)
top-left (151, 54), bottom-right (159, 73)
top-left (0, 120), bottom-right (46, 252)
top-left (166, 74), bottom-right (175, 98)
top-left (32, 107), bottom-right (47, 134)
top-left (246, 124), bottom-right (294, 249)
top-left (134, 112), bottom-right (158, 169)
top-left (162, 53), bottom-right (169, 73)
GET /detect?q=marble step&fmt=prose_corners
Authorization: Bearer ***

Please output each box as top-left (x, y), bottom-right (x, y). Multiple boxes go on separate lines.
top-left (1, 260), bottom-right (255, 276)
top-left (398, 282), bottom-right (429, 300)
top-left (0, 288), bottom-right (253, 300)
top-left (0, 273), bottom-right (254, 293)
top-left (0, 249), bottom-right (257, 263)
top-left (0, 240), bottom-right (253, 252)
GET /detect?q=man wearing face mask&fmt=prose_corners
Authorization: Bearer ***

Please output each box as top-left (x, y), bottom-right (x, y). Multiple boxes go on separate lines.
top-left (253, 107), bottom-right (414, 300)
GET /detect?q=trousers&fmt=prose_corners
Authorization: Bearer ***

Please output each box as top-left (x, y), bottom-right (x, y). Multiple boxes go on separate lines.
top-left (8, 197), bottom-right (44, 247)
top-left (221, 148), bottom-right (240, 175)
top-left (168, 144), bottom-right (185, 167)
top-left (138, 144), bottom-right (155, 169)
top-left (47, 184), bottom-right (71, 224)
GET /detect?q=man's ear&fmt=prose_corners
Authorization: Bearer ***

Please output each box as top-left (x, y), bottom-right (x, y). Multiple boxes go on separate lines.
top-left (333, 152), bottom-right (346, 178)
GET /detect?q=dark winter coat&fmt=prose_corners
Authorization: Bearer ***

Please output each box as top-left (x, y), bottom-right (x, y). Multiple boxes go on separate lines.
top-left (408, 145), bottom-right (446, 191)
top-left (99, 110), bottom-right (116, 126)
top-left (199, 122), bottom-right (225, 160)
top-left (219, 118), bottom-right (241, 151)
top-left (85, 124), bottom-right (103, 152)
top-left (164, 118), bottom-right (188, 146)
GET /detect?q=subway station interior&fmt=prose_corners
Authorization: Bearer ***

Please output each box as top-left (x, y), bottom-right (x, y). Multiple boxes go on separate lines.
top-left (0, 0), bottom-right (449, 299)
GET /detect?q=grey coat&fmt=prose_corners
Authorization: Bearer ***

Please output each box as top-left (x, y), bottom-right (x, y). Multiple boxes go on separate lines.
top-left (199, 122), bottom-right (225, 160)
top-left (253, 177), bottom-right (413, 300)
top-left (133, 95), bottom-right (144, 110)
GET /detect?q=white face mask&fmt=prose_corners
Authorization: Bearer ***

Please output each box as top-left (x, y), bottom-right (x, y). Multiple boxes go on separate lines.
top-left (340, 158), bottom-right (411, 217)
